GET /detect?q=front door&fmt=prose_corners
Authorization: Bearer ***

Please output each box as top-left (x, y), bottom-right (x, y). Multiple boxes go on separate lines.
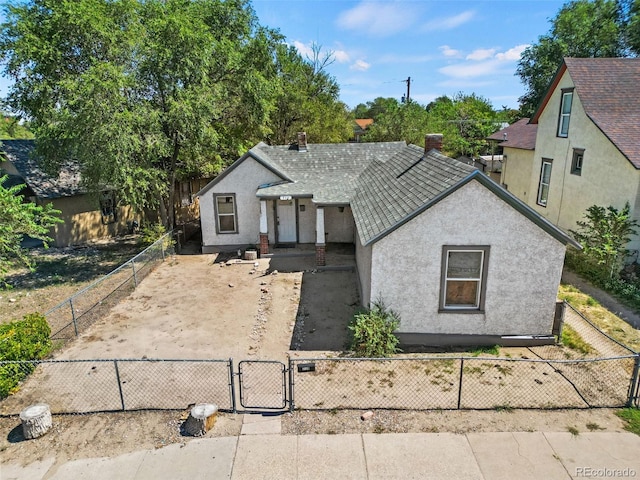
top-left (277, 199), bottom-right (297, 243)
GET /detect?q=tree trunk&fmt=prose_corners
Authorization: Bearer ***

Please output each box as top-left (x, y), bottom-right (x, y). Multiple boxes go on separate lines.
top-left (183, 403), bottom-right (218, 436)
top-left (20, 403), bottom-right (52, 439)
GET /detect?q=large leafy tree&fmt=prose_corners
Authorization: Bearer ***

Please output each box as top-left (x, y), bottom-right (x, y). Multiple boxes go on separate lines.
top-left (268, 43), bottom-right (351, 145)
top-left (364, 99), bottom-right (430, 146)
top-left (516, 0), bottom-right (636, 117)
top-left (426, 93), bottom-right (498, 157)
top-left (0, 0), bottom-right (279, 228)
top-left (0, 176), bottom-right (61, 287)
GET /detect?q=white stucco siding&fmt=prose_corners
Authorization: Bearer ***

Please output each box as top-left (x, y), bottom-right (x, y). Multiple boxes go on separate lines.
top-left (200, 159), bottom-right (282, 248)
top-left (324, 206), bottom-right (355, 243)
top-left (369, 180), bottom-right (566, 336)
top-left (298, 199), bottom-right (316, 243)
top-left (500, 147), bottom-right (534, 204)
top-left (533, 70), bottom-right (640, 251)
top-left (355, 237), bottom-right (373, 308)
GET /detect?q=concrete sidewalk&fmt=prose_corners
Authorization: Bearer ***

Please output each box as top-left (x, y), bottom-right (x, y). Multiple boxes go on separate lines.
top-left (3, 429), bottom-right (639, 480)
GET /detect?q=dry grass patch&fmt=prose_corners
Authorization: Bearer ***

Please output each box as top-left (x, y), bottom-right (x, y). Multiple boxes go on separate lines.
top-left (558, 284), bottom-right (640, 352)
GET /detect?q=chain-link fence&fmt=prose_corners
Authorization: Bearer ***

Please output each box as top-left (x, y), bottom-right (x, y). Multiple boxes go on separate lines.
top-left (0, 358), bottom-right (233, 415)
top-left (289, 354), bottom-right (638, 411)
top-left (1, 353), bottom-right (638, 415)
top-left (44, 233), bottom-right (175, 342)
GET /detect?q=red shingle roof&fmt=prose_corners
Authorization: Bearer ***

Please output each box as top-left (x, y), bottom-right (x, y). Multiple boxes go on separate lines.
top-left (487, 118), bottom-right (537, 150)
top-left (534, 58), bottom-right (640, 169)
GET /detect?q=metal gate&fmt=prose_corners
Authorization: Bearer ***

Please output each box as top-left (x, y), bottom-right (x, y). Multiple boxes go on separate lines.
top-left (237, 360), bottom-right (288, 410)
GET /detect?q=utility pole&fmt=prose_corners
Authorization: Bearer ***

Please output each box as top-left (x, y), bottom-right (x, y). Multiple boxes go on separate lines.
top-left (403, 77), bottom-right (411, 103)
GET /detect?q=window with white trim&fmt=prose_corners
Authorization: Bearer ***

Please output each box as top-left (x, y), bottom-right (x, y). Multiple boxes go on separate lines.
top-left (557, 89), bottom-right (573, 137)
top-left (440, 246), bottom-right (489, 311)
top-left (215, 194), bottom-right (237, 233)
top-left (537, 159), bottom-right (553, 206)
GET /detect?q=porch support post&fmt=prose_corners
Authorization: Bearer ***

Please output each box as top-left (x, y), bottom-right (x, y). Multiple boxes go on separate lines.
top-left (315, 207), bottom-right (326, 266)
top-left (259, 200), bottom-right (269, 255)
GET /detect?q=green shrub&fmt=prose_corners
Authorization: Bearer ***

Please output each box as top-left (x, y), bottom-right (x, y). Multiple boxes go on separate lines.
top-left (348, 300), bottom-right (401, 358)
top-left (140, 222), bottom-right (167, 245)
top-left (0, 312), bottom-right (52, 398)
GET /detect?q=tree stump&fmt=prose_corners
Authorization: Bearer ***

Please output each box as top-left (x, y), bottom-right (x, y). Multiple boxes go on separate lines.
top-left (20, 403), bottom-right (52, 440)
top-left (244, 250), bottom-right (258, 261)
top-left (183, 404), bottom-right (218, 436)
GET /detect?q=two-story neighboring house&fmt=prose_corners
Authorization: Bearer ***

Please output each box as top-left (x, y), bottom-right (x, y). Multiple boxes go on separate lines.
top-left (487, 118), bottom-right (537, 200)
top-left (495, 58), bottom-right (640, 252)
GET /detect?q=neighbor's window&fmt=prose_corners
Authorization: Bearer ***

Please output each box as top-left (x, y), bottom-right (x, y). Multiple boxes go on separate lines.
top-left (215, 194), bottom-right (237, 233)
top-left (557, 89), bottom-right (573, 137)
top-left (180, 181), bottom-right (192, 206)
top-left (100, 190), bottom-right (117, 225)
top-left (571, 148), bottom-right (584, 176)
top-left (440, 246), bottom-right (489, 312)
top-left (537, 159), bottom-right (553, 206)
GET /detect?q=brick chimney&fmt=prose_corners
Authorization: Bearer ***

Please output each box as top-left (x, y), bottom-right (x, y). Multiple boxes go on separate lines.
top-left (297, 132), bottom-right (308, 152)
top-left (425, 134), bottom-right (443, 153)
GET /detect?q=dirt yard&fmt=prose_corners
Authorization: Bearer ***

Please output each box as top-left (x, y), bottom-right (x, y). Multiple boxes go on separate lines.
top-left (51, 252), bottom-right (359, 361)
top-left (0, 248), bottom-right (636, 467)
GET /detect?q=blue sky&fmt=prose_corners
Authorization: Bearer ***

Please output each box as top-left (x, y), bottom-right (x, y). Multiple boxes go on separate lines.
top-left (253, 0), bottom-right (566, 110)
top-left (0, 0), bottom-right (566, 111)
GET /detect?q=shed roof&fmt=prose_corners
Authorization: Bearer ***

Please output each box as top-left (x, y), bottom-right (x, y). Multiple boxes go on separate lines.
top-left (1, 139), bottom-right (84, 198)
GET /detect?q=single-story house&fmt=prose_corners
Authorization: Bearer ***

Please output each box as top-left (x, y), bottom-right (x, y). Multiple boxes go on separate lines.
top-left (352, 118), bottom-right (374, 142)
top-left (197, 133), bottom-right (579, 347)
top-left (1, 139), bottom-right (134, 247)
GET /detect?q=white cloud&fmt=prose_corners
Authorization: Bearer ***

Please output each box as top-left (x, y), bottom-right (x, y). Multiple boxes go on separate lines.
top-left (337, 2), bottom-right (419, 36)
top-left (439, 60), bottom-right (501, 79)
top-left (350, 59), bottom-right (371, 71)
top-left (439, 45), bottom-right (462, 58)
top-left (333, 49), bottom-right (350, 63)
top-left (495, 44), bottom-right (529, 61)
top-left (293, 41), bottom-right (314, 59)
top-left (438, 44), bottom-right (530, 81)
top-left (422, 10), bottom-right (475, 32)
top-left (293, 41), bottom-right (350, 64)
top-left (466, 48), bottom-right (496, 61)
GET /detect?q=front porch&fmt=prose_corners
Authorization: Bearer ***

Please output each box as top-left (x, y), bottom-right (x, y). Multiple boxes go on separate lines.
top-left (260, 243), bottom-right (356, 271)
top-left (258, 198), bottom-right (355, 266)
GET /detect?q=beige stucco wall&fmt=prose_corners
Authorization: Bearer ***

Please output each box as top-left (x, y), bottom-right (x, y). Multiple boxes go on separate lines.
top-left (46, 195), bottom-right (133, 247)
top-left (368, 180), bottom-right (566, 336)
top-left (298, 199), bottom-right (316, 244)
top-left (200, 159), bottom-right (282, 249)
top-left (500, 147), bottom-right (535, 203)
top-left (532, 70), bottom-right (640, 252)
top-left (323, 206), bottom-right (355, 243)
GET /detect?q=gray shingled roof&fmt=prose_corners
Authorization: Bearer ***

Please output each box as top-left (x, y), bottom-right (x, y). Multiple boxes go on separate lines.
top-left (253, 141), bottom-right (406, 204)
top-left (1, 139), bottom-right (84, 198)
top-left (352, 146), bottom-right (477, 245)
